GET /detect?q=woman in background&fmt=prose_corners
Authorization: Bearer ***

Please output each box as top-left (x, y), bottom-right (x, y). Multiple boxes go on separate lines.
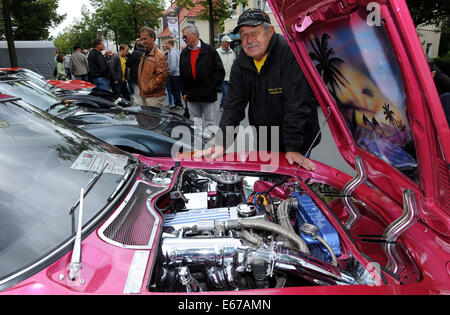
top-left (55, 54), bottom-right (67, 80)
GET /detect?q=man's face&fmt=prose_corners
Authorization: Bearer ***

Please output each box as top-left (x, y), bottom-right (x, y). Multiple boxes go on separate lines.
top-left (97, 41), bottom-right (105, 52)
top-left (240, 24), bottom-right (274, 61)
top-left (222, 41), bottom-right (231, 50)
top-left (140, 32), bottom-right (155, 50)
top-left (182, 29), bottom-right (199, 49)
top-left (120, 47), bottom-right (129, 57)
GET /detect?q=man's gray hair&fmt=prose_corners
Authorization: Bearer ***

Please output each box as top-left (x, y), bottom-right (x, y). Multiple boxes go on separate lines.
top-left (262, 22), bottom-right (272, 33)
top-left (182, 24), bottom-right (200, 37)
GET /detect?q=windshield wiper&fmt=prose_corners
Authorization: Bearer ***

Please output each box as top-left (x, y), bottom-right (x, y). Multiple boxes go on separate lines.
top-left (67, 187), bottom-right (85, 283)
top-left (66, 163), bottom-right (109, 283)
top-left (69, 163), bottom-right (109, 215)
top-left (108, 159), bottom-right (138, 202)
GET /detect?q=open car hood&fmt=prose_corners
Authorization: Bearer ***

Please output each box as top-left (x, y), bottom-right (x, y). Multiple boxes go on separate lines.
top-left (268, 0), bottom-right (450, 236)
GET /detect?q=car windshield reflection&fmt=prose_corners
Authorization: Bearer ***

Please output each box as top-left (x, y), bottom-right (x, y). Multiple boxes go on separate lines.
top-left (0, 100), bottom-right (134, 283)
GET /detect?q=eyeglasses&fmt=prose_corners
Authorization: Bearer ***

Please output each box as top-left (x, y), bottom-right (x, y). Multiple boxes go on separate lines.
top-left (182, 35), bottom-right (188, 40)
top-left (240, 27), bottom-right (264, 41)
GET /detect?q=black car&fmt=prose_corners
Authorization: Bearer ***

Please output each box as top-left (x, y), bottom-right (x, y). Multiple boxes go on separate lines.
top-left (0, 73), bottom-right (204, 156)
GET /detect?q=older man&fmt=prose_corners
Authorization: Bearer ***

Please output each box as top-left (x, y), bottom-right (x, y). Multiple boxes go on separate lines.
top-left (179, 24), bottom-right (225, 139)
top-left (138, 26), bottom-right (168, 108)
top-left (196, 8), bottom-right (320, 171)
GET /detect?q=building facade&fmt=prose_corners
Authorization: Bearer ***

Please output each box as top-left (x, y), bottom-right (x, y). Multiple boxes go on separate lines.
top-left (158, 0), bottom-right (211, 50)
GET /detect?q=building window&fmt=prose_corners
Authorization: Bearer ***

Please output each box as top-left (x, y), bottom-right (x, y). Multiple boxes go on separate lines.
top-left (231, 0), bottom-right (238, 17)
top-left (426, 43), bottom-right (433, 57)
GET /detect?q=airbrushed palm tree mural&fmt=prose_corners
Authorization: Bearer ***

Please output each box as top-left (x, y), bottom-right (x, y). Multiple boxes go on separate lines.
top-left (309, 33), bottom-right (348, 98)
top-left (306, 17), bottom-right (418, 182)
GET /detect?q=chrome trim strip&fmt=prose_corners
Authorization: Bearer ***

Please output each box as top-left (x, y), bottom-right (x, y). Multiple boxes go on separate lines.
top-left (383, 189), bottom-right (420, 274)
top-left (342, 156), bottom-right (367, 230)
top-left (123, 251), bottom-right (150, 294)
top-left (98, 180), bottom-right (165, 250)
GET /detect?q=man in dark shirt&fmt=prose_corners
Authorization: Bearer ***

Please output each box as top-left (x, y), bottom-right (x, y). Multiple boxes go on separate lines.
top-left (87, 39), bottom-right (111, 91)
top-left (179, 24), bottom-right (225, 139)
top-left (195, 9), bottom-right (320, 170)
top-left (126, 40), bottom-right (145, 105)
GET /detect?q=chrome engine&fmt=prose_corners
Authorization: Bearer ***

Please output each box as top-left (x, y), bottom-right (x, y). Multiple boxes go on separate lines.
top-left (150, 169), bottom-right (373, 292)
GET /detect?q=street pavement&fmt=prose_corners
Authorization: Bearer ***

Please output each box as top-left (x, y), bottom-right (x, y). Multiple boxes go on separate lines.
top-left (163, 94), bottom-right (355, 177)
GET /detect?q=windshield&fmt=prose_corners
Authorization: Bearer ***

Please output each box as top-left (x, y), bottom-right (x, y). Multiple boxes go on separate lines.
top-left (0, 100), bottom-right (135, 287)
top-left (15, 70), bottom-right (62, 93)
top-left (0, 79), bottom-right (63, 111)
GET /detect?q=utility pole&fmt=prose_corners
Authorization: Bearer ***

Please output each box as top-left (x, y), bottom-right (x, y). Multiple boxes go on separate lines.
top-left (2, 0), bottom-right (18, 67)
top-left (208, 0), bottom-right (214, 46)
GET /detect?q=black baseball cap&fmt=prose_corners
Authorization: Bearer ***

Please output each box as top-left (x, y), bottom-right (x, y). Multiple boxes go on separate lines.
top-left (233, 8), bottom-right (271, 34)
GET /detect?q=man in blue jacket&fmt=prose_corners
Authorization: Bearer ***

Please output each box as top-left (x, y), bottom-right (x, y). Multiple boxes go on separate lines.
top-left (195, 8), bottom-right (320, 170)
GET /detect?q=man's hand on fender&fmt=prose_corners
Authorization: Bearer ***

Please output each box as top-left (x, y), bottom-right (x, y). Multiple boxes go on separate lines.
top-left (193, 145), bottom-right (225, 159)
top-left (285, 152), bottom-right (316, 171)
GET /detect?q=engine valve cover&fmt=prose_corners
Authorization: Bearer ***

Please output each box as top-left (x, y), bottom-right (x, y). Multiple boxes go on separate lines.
top-left (292, 192), bottom-right (341, 262)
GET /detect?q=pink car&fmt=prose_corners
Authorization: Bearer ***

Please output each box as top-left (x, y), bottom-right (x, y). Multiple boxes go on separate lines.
top-left (1, 0), bottom-right (449, 297)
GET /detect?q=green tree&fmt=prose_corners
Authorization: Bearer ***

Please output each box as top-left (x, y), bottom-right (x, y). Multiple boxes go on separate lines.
top-left (0, 0), bottom-right (66, 40)
top-left (175, 0), bottom-right (248, 45)
top-left (54, 6), bottom-right (99, 54)
top-left (406, 0), bottom-right (450, 27)
top-left (2, 0), bottom-right (17, 66)
top-left (90, 0), bottom-right (164, 46)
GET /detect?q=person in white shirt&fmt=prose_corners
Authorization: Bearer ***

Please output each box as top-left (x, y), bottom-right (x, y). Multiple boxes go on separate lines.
top-left (216, 35), bottom-right (236, 111)
top-left (167, 40), bottom-right (183, 110)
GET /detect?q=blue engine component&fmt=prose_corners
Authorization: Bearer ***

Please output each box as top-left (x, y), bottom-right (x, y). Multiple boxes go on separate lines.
top-left (292, 192), bottom-right (341, 263)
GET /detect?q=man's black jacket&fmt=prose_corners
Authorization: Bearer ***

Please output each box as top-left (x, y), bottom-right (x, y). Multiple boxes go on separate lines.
top-left (180, 40), bottom-right (225, 103)
top-left (218, 33), bottom-right (320, 155)
top-left (87, 49), bottom-right (111, 79)
top-left (126, 48), bottom-right (145, 84)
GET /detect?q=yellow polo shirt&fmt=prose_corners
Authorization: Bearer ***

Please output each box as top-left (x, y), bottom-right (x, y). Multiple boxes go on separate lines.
top-left (120, 56), bottom-right (126, 81)
top-left (254, 54), bottom-right (268, 74)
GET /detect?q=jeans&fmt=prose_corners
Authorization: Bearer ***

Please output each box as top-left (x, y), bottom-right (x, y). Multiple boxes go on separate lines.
top-left (94, 77), bottom-right (111, 92)
top-left (112, 81), bottom-right (131, 101)
top-left (166, 78), bottom-right (174, 105)
top-left (169, 75), bottom-right (183, 107)
top-left (220, 81), bottom-right (229, 107)
top-left (187, 100), bottom-right (216, 129)
top-left (65, 68), bottom-right (72, 80)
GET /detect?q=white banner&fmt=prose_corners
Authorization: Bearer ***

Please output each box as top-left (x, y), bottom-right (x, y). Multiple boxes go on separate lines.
top-left (167, 16), bottom-right (179, 39)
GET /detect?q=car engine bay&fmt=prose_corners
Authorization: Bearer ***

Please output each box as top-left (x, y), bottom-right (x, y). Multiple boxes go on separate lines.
top-left (146, 167), bottom-right (380, 292)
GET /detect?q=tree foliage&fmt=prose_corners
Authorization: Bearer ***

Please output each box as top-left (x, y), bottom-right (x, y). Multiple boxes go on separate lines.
top-left (90, 0), bottom-right (165, 45)
top-left (406, 0), bottom-right (450, 27)
top-left (0, 0), bottom-right (65, 40)
top-left (54, 6), bottom-right (99, 54)
top-left (175, 0), bottom-right (248, 45)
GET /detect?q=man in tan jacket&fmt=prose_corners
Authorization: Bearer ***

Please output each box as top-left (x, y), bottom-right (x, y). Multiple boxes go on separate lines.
top-left (138, 27), bottom-right (168, 107)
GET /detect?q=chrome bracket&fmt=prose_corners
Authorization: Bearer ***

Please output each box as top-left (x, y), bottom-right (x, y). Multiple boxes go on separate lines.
top-left (342, 156), bottom-right (368, 230)
top-left (383, 189), bottom-right (420, 274)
